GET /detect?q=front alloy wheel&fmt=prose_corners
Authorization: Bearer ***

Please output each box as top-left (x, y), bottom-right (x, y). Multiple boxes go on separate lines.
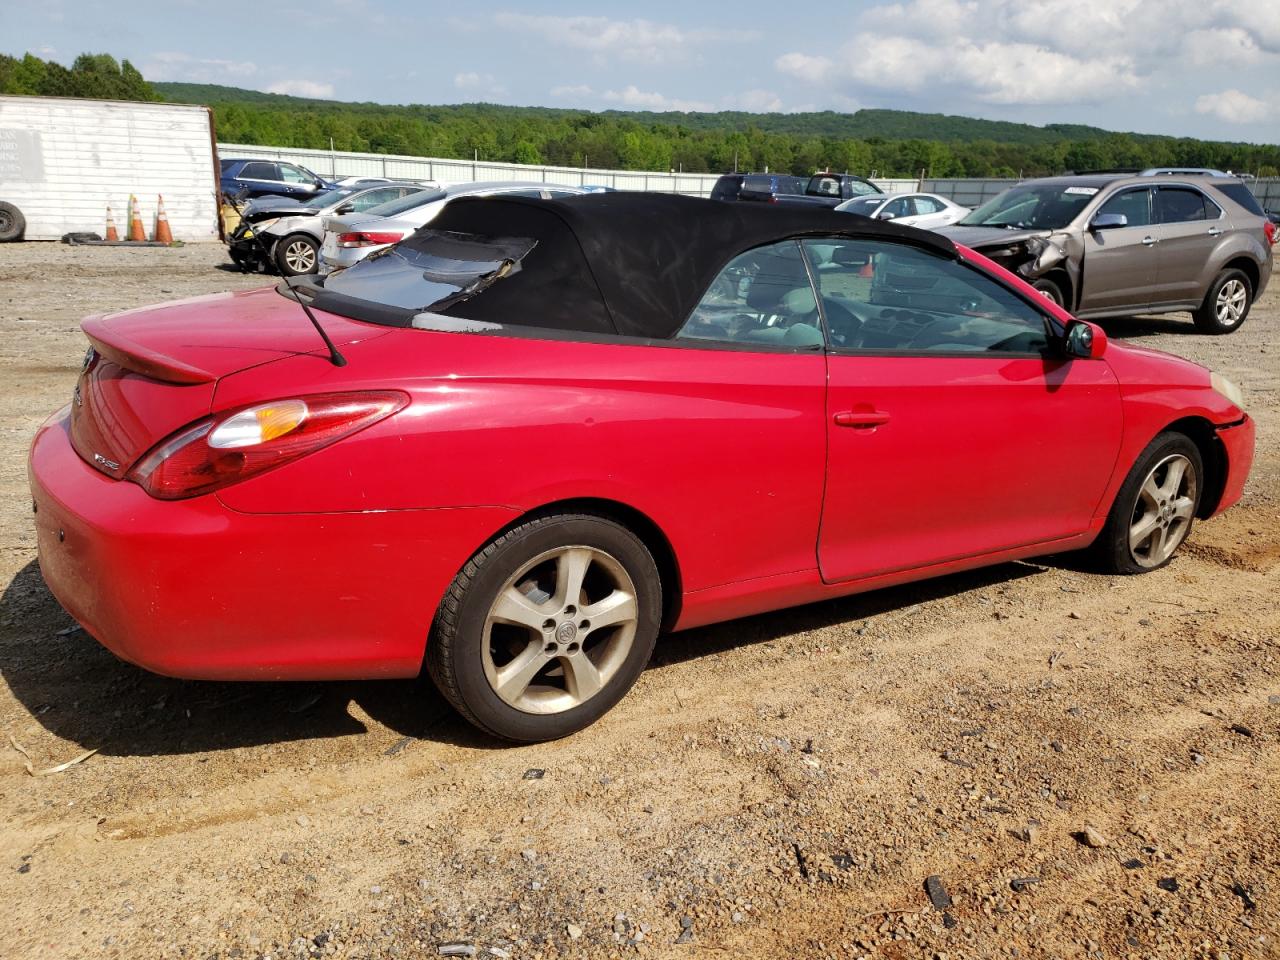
top-left (276, 235), bottom-right (318, 276)
top-left (427, 513), bottom-right (662, 742)
top-left (1093, 432), bottom-right (1203, 574)
top-left (1127, 453), bottom-right (1197, 569)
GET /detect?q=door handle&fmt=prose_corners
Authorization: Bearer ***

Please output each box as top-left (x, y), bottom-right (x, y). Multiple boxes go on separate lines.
top-left (1142, 236), bottom-right (1158, 246)
top-left (833, 410), bottom-right (890, 428)
top-left (1208, 227), bottom-right (1223, 236)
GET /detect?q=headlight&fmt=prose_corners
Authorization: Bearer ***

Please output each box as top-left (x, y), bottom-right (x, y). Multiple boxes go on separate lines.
top-left (1211, 372), bottom-right (1245, 409)
top-left (253, 218), bottom-right (281, 231)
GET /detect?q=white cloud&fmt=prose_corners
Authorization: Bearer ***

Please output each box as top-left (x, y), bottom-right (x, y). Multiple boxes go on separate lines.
top-left (265, 79), bottom-right (335, 99)
top-left (602, 86), bottom-right (714, 112)
top-left (1184, 27), bottom-right (1265, 66)
top-left (453, 72), bottom-right (507, 97)
top-left (1195, 89), bottom-right (1269, 124)
top-left (775, 52), bottom-right (834, 84)
top-left (550, 84), bottom-right (594, 99)
top-left (776, 0), bottom-right (1278, 110)
top-left (490, 13), bottom-right (753, 64)
top-left (724, 89), bottom-right (786, 112)
top-left (142, 52), bottom-right (258, 83)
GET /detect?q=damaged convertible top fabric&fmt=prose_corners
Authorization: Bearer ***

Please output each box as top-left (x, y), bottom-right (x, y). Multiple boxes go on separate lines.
top-left (315, 192), bottom-right (959, 340)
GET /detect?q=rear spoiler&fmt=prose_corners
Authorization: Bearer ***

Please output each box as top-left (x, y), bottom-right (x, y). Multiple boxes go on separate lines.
top-left (82, 316), bottom-right (215, 385)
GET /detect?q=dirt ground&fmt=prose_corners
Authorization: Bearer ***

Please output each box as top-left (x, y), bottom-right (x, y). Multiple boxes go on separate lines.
top-left (1, 242), bottom-right (1277, 960)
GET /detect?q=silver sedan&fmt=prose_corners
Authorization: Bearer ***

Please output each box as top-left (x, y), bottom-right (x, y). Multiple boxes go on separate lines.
top-left (319, 181), bottom-right (589, 273)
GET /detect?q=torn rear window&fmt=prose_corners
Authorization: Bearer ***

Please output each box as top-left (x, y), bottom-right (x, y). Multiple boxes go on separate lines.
top-left (323, 230), bottom-right (537, 312)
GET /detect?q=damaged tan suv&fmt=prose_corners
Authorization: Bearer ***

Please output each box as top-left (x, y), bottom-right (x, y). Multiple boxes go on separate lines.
top-left (940, 171), bottom-right (1274, 333)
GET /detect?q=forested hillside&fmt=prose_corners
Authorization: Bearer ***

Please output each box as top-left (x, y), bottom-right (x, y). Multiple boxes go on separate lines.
top-left (3, 53), bottom-right (1277, 178)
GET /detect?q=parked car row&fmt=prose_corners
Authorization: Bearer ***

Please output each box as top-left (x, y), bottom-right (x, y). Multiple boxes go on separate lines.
top-left (222, 158), bottom-right (590, 276)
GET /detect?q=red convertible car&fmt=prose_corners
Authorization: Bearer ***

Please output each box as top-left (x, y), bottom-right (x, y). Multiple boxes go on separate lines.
top-left (29, 193), bottom-right (1254, 741)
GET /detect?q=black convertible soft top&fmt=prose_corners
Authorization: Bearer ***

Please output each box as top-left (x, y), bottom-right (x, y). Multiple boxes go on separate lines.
top-left (319, 192), bottom-right (959, 340)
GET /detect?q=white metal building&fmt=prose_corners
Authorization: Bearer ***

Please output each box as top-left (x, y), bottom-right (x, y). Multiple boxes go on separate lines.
top-left (0, 95), bottom-right (220, 242)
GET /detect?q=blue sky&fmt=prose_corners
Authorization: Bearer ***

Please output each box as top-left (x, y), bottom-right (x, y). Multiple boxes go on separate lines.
top-left (4, 0), bottom-right (1278, 142)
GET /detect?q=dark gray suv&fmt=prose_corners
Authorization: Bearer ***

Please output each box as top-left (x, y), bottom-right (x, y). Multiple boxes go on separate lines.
top-left (941, 173), bottom-right (1274, 333)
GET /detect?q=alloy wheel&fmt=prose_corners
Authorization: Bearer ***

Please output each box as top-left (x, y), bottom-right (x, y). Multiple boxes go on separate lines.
top-left (284, 239), bottom-right (316, 273)
top-left (482, 545), bottom-right (639, 715)
top-left (1215, 278), bottom-right (1247, 326)
top-left (1128, 453), bottom-right (1197, 568)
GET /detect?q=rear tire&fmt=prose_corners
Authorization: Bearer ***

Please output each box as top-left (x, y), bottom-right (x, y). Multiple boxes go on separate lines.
top-left (1193, 268), bottom-right (1252, 334)
top-left (1091, 432), bottom-right (1202, 574)
top-left (426, 513), bottom-right (662, 742)
top-left (0, 202), bottom-right (25, 242)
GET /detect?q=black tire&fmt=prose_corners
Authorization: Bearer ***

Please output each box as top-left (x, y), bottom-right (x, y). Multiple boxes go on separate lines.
top-left (0, 202), bottom-right (26, 242)
top-left (274, 233), bottom-right (319, 276)
top-left (426, 513), bottom-right (662, 742)
top-left (1031, 277), bottom-right (1064, 307)
top-left (1091, 432), bottom-right (1203, 575)
top-left (1193, 268), bottom-right (1252, 334)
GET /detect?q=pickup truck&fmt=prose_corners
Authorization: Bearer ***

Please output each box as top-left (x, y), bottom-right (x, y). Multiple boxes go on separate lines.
top-left (774, 172), bottom-right (882, 208)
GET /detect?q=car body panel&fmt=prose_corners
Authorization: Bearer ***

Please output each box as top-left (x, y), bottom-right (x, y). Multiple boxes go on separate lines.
top-left (31, 413), bottom-right (517, 680)
top-left (819, 351), bottom-right (1122, 582)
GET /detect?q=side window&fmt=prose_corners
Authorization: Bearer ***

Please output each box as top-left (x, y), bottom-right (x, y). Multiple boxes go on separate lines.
top-left (279, 164), bottom-right (314, 184)
top-left (240, 161), bottom-right (277, 180)
top-left (913, 196), bottom-right (943, 214)
top-left (1156, 187), bottom-right (1209, 224)
top-left (884, 197), bottom-right (911, 219)
top-left (677, 241), bottom-right (823, 348)
top-left (801, 239), bottom-right (1050, 355)
top-left (1096, 188), bottom-right (1151, 227)
top-left (350, 187), bottom-right (402, 211)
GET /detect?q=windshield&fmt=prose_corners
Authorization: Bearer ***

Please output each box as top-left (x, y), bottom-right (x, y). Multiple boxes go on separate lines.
top-left (960, 183), bottom-right (1098, 229)
top-left (322, 229), bottom-right (536, 312)
top-left (836, 196), bottom-right (884, 215)
top-left (302, 188), bottom-right (357, 210)
top-left (363, 189), bottom-right (446, 218)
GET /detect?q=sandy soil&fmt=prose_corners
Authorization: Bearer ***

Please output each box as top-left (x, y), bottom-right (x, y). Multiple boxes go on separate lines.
top-left (0, 242), bottom-right (1277, 960)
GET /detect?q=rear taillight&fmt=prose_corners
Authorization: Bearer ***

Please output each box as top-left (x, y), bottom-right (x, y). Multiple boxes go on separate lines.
top-left (128, 391), bottom-right (408, 500)
top-left (336, 231), bottom-right (404, 248)
top-left (1265, 220), bottom-right (1277, 246)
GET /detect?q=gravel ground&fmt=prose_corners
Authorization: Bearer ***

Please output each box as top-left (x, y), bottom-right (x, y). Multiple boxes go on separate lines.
top-left (0, 242), bottom-right (1277, 960)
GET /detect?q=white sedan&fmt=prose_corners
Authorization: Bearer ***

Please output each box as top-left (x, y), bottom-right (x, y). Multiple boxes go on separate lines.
top-left (835, 192), bottom-right (969, 230)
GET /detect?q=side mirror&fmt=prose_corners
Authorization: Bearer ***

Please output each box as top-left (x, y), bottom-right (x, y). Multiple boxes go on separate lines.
top-left (1091, 213), bottom-right (1127, 230)
top-left (876, 211), bottom-right (896, 221)
top-left (1064, 319), bottom-right (1107, 359)
top-left (335, 203), bottom-right (354, 214)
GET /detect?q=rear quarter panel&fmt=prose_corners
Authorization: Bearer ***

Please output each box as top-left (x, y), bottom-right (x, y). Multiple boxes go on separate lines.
top-left (213, 327), bottom-right (829, 595)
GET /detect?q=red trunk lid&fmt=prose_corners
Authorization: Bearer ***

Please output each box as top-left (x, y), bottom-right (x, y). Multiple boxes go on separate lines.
top-left (69, 287), bottom-right (385, 478)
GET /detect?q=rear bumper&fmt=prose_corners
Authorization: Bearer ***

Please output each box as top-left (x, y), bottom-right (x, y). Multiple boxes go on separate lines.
top-left (1210, 414), bottom-right (1254, 517)
top-left (28, 412), bottom-right (516, 681)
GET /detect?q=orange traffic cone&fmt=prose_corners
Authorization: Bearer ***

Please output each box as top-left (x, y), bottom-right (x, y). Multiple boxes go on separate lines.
top-left (127, 195), bottom-right (146, 242)
top-left (104, 204), bottom-right (119, 242)
top-left (858, 255), bottom-right (875, 279)
top-left (153, 195), bottom-right (173, 244)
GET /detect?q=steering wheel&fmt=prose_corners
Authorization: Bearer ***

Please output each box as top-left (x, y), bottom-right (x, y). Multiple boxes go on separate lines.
top-left (821, 297), bottom-right (865, 347)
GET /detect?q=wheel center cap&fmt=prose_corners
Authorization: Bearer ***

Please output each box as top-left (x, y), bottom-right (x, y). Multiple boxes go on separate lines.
top-left (556, 621), bottom-right (577, 643)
